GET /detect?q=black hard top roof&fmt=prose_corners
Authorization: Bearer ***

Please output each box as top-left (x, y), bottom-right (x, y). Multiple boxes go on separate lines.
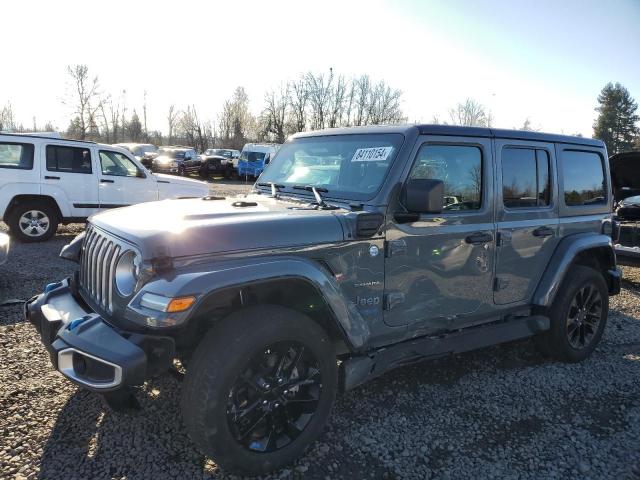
top-left (292, 124), bottom-right (604, 148)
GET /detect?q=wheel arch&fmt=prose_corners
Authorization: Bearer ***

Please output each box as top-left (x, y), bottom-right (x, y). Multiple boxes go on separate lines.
top-left (4, 194), bottom-right (64, 222)
top-left (147, 257), bottom-right (370, 355)
top-left (533, 233), bottom-right (618, 308)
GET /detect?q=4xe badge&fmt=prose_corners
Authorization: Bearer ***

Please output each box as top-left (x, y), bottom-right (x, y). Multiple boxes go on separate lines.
top-left (369, 245), bottom-right (379, 257)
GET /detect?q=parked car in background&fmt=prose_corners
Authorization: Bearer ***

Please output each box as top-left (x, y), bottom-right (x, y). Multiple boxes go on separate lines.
top-left (200, 149), bottom-right (238, 178)
top-left (152, 147), bottom-right (202, 176)
top-left (237, 143), bottom-right (280, 178)
top-left (114, 143), bottom-right (159, 169)
top-left (0, 133), bottom-right (209, 242)
top-left (0, 231), bottom-right (9, 265)
top-left (611, 151), bottom-right (640, 266)
top-left (25, 125), bottom-right (620, 475)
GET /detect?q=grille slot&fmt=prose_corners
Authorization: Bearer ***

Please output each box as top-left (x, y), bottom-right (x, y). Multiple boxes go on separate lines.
top-left (79, 226), bottom-right (127, 313)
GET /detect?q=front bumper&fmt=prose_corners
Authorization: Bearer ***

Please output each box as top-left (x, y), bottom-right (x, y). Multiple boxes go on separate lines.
top-left (25, 278), bottom-right (175, 392)
top-left (153, 165), bottom-right (179, 174)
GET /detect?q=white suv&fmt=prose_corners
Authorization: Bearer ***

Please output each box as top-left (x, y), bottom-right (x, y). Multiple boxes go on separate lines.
top-left (0, 133), bottom-right (210, 242)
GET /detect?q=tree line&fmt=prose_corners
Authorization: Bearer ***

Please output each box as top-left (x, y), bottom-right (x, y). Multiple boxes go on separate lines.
top-left (1, 65), bottom-right (638, 156)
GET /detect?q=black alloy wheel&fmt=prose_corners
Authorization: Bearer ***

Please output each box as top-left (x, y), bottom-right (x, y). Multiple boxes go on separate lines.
top-left (566, 283), bottom-right (603, 349)
top-left (227, 341), bottom-right (322, 453)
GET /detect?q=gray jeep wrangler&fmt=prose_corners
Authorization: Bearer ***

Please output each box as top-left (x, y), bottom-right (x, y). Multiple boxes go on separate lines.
top-left (26, 125), bottom-right (621, 475)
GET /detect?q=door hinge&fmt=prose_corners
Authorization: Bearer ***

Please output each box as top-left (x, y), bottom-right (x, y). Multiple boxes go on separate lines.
top-left (385, 239), bottom-right (407, 258)
top-left (384, 292), bottom-right (405, 310)
top-left (494, 277), bottom-right (509, 291)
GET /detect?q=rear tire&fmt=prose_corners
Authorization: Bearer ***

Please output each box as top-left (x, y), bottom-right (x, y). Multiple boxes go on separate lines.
top-left (7, 201), bottom-right (59, 242)
top-left (535, 265), bottom-right (608, 363)
top-left (181, 305), bottom-right (337, 476)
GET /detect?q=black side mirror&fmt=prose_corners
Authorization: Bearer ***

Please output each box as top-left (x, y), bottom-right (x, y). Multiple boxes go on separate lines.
top-left (402, 179), bottom-right (444, 213)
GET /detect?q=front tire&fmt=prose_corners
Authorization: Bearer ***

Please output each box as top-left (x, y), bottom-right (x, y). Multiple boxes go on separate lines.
top-left (536, 265), bottom-right (608, 363)
top-left (7, 201), bottom-right (58, 242)
top-left (181, 306), bottom-right (337, 476)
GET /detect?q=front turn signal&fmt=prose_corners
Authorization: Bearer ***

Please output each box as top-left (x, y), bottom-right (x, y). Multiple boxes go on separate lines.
top-left (166, 296), bottom-right (197, 313)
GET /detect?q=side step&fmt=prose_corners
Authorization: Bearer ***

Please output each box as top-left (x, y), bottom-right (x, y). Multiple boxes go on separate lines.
top-left (341, 315), bottom-right (549, 391)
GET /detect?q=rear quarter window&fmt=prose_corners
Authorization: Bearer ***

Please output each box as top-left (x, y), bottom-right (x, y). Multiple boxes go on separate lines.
top-left (561, 150), bottom-right (606, 206)
top-left (0, 142), bottom-right (34, 170)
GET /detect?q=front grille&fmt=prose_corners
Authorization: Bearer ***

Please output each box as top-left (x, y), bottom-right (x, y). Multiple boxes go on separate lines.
top-left (79, 226), bottom-right (127, 313)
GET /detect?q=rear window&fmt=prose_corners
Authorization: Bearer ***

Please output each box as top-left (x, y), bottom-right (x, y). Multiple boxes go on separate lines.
top-left (46, 145), bottom-right (93, 174)
top-left (0, 142), bottom-right (34, 170)
top-left (561, 150), bottom-right (606, 206)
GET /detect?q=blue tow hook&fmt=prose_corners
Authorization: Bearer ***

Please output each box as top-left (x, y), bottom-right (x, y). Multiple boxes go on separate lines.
top-left (44, 282), bottom-right (62, 293)
top-left (68, 316), bottom-right (89, 331)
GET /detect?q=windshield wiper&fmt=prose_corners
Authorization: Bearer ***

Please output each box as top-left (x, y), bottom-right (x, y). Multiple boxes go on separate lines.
top-left (292, 185), bottom-right (329, 207)
top-left (256, 182), bottom-right (285, 197)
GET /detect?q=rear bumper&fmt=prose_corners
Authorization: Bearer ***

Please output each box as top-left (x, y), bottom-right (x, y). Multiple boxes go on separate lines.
top-left (615, 245), bottom-right (640, 267)
top-left (25, 278), bottom-right (174, 392)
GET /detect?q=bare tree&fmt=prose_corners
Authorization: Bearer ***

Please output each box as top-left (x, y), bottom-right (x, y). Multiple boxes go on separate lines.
top-left (178, 105), bottom-right (208, 151)
top-left (64, 65), bottom-right (102, 140)
top-left (305, 69), bottom-right (334, 130)
top-left (167, 105), bottom-right (178, 145)
top-left (142, 90), bottom-right (149, 142)
top-left (127, 110), bottom-right (143, 142)
top-left (0, 102), bottom-right (17, 131)
top-left (289, 77), bottom-right (308, 133)
top-left (448, 98), bottom-right (492, 127)
top-left (262, 84), bottom-right (289, 143)
top-left (217, 87), bottom-right (256, 149)
top-left (352, 74), bottom-right (372, 126)
top-left (368, 80), bottom-right (404, 125)
top-left (327, 74), bottom-right (348, 128)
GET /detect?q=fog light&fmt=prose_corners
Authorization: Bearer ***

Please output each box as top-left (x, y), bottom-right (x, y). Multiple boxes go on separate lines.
top-left (73, 353), bottom-right (87, 375)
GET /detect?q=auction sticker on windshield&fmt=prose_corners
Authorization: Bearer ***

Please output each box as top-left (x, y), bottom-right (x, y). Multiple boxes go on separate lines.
top-left (352, 146), bottom-right (393, 162)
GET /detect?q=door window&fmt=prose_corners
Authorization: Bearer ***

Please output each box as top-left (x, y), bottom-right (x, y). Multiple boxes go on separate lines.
top-left (99, 150), bottom-right (141, 177)
top-left (561, 150), bottom-right (606, 206)
top-left (410, 144), bottom-right (482, 211)
top-left (46, 145), bottom-right (92, 173)
top-left (0, 142), bottom-right (34, 170)
top-left (502, 147), bottom-right (550, 208)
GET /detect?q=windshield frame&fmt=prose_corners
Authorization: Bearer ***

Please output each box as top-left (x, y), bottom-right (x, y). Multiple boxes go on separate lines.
top-left (256, 133), bottom-right (406, 202)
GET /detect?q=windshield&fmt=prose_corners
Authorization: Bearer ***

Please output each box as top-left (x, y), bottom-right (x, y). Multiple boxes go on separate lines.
top-left (209, 149), bottom-right (232, 157)
top-left (241, 151), bottom-right (267, 162)
top-left (258, 133), bottom-right (404, 199)
top-left (159, 149), bottom-right (185, 159)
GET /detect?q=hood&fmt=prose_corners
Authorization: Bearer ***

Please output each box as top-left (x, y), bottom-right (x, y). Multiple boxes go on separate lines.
top-left (89, 195), bottom-right (346, 259)
top-left (154, 173), bottom-right (208, 188)
top-left (610, 151), bottom-right (640, 202)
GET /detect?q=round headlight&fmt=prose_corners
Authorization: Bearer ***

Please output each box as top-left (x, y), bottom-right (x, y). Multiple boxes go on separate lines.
top-left (115, 250), bottom-right (140, 297)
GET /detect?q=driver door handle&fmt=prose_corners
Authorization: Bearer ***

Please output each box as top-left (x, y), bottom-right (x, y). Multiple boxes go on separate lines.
top-left (533, 226), bottom-right (554, 237)
top-left (100, 179), bottom-right (114, 183)
top-left (465, 232), bottom-right (493, 245)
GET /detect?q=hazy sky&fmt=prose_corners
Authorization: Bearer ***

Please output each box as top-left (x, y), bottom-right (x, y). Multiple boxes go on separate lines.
top-left (2, 0), bottom-right (639, 137)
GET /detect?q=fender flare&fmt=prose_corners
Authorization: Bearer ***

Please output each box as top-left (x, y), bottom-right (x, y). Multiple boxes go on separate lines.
top-left (137, 256), bottom-right (371, 349)
top-left (533, 233), bottom-right (615, 307)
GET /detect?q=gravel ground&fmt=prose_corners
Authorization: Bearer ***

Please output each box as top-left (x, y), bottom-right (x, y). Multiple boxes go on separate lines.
top-left (1, 180), bottom-right (640, 479)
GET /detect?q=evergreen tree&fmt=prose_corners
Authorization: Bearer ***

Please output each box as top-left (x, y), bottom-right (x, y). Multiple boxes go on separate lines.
top-left (593, 82), bottom-right (639, 155)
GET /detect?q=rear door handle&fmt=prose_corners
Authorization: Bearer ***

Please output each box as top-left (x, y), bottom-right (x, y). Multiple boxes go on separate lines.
top-left (44, 175), bottom-right (60, 180)
top-left (533, 226), bottom-right (554, 237)
top-left (100, 179), bottom-right (114, 183)
top-left (465, 232), bottom-right (493, 245)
